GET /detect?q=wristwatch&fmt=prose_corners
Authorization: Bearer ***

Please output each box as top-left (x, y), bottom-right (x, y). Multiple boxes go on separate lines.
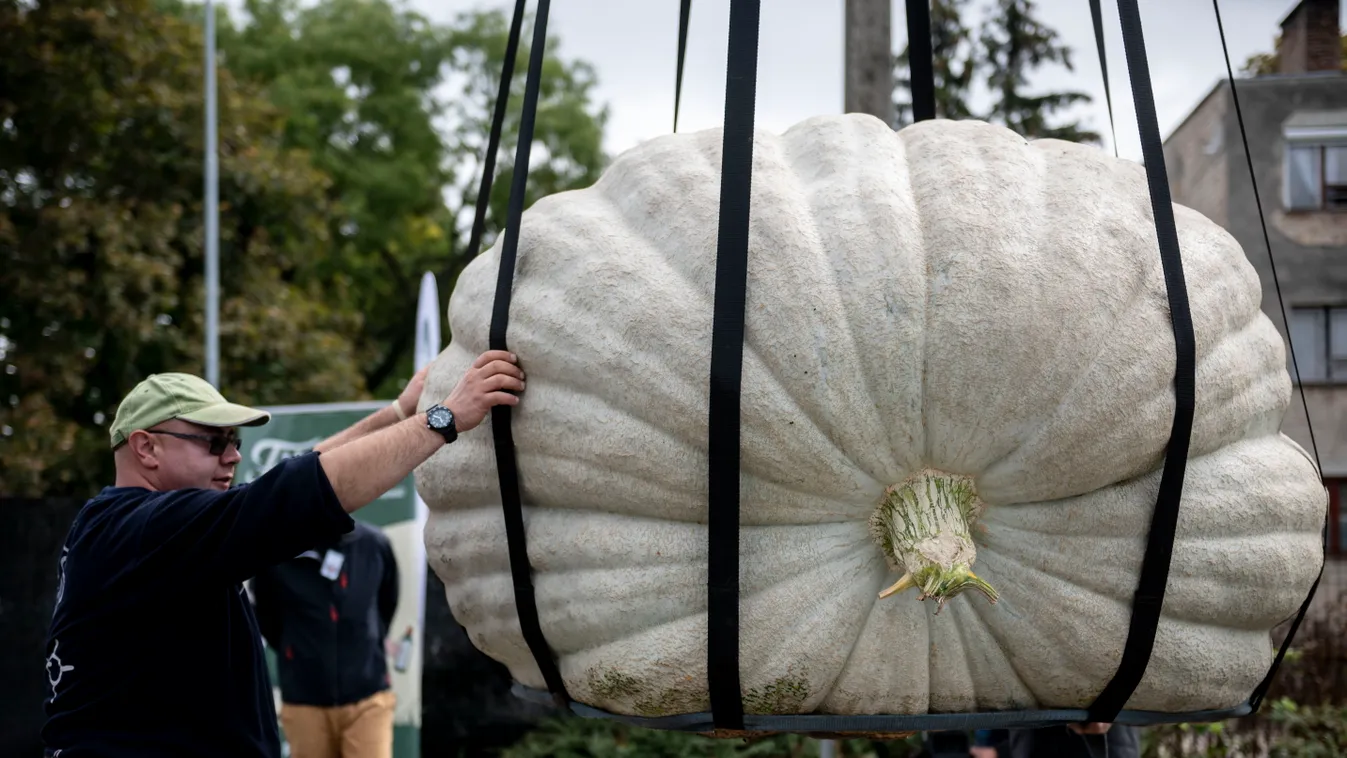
top-left (425, 404), bottom-right (458, 444)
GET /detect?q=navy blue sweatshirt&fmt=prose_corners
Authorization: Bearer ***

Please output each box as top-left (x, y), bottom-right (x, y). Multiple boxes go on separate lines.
top-left (250, 521), bottom-right (399, 707)
top-left (41, 452), bottom-right (354, 757)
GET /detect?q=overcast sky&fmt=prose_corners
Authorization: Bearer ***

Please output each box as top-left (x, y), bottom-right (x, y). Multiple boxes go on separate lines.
top-left (223, 0), bottom-right (1341, 163)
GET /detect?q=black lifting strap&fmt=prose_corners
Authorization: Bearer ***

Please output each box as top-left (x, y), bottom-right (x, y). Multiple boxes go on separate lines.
top-left (465, 0), bottom-right (527, 261)
top-left (707, 0), bottom-right (760, 732)
top-left (1088, 0), bottom-right (1119, 157)
top-left (674, 0), bottom-right (692, 132)
top-left (1253, 552), bottom-right (1324, 712)
top-left (488, 0), bottom-right (571, 707)
top-left (1207, 0), bottom-right (1326, 712)
top-left (906, 0), bottom-right (935, 122)
top-left (1087, 0), bottom-right (1196, 723)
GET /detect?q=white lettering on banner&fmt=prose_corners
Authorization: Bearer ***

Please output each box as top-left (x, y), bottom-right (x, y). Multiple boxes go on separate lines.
top-left (54, 547), bottom-right (68, 612)
top-left (246, 437), bottom-right (324, 480)
top-left (246, 436), bottom-right (405, 500)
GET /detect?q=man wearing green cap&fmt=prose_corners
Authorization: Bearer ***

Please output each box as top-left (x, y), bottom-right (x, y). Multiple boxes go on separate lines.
top-left (40, 350), bottom-right (524, 758)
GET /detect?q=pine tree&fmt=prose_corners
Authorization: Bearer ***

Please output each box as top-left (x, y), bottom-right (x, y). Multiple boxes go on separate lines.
top-left (893, 0), bottom-right (979, 125)
top-left (979, 0), bottom-right (1099, 143)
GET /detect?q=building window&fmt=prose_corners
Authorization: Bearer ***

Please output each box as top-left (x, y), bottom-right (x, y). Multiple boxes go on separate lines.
top-left (1282, 112), bottom-right (1347, 211)
top-left (1203, 122), bottom-right (1223, 156)
top-left (1289, 306), bottom-right (1347, 383)
top-left (1286, 144), bottom-right (1347, 211)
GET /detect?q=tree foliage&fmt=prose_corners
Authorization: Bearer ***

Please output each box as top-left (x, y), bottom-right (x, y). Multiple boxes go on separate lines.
top-left (979, 0), bottom-right (1098, 143)
top-left (1241, 32), bottom-right (1347, 76)
top-left (0, 0), bottom-right (366, 497)
top-left (210, 0), bottom-right (609, 395)
top-left (894, 0), bottom-right (979, 125)
top-left (0, 0), bottom-right (609, 497)
top-left (893, 0), bottom-right (1099, 143)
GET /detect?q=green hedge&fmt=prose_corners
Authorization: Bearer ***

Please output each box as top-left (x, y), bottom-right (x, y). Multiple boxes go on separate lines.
top-left (497, 716), bottom-right (924, 758)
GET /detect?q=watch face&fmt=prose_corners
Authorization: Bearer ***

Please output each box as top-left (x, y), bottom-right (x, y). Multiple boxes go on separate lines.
top-left (428, 407), bottom-right (451, 428)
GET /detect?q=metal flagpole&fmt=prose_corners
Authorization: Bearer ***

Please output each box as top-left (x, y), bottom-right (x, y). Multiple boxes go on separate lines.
top-left (204, 0), bottom-right (220, 387)
top-left (409, 271), bottom-right (441, 720)
top-left (412, 271), bottom-right (440, 612)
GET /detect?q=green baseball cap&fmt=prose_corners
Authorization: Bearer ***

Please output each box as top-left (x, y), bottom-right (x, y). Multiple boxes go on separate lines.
top-left (109, 373), bottom-right (271, 449)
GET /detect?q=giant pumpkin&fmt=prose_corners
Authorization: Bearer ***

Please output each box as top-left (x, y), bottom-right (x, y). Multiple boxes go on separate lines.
top-left (415, 114), bottom-right (1325, 717)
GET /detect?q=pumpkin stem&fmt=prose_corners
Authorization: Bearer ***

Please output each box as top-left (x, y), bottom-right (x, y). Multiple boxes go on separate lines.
top-left (869, 470), bottom-right (998, 610)
top-left (878, 572), bottom-right (916, 599)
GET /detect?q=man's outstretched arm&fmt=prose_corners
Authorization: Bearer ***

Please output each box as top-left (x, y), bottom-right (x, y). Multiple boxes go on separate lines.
top-left (317, 351), bottom-right (524, 513)
top-left (131, 352), bottom-right (523, 585)
top-left (314, 364), bottom-right (433, 455)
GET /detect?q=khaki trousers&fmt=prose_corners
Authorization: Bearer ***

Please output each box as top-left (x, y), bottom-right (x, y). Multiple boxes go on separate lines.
top-left (280, 689), bottom-right (396, 758)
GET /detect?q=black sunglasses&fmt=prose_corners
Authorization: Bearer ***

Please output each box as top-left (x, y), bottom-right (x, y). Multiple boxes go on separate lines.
top-left (147, 430), bottom-right (242, 456)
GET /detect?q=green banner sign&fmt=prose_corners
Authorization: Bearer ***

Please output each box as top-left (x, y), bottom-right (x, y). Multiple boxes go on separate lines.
top-left (236, 401), bottom-right (418, 527)
top-left (238, 401), bottom-right (423, 758)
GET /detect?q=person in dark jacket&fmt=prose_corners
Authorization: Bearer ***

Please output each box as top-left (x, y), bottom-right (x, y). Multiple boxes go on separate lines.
top-left (1004, 722), bottom-right (1139, 758)
top-left (251, 521), bottom-right (401, 758)
top-left (969, 728), bottom-right (1009, 756)
top-left (41, 350), bottom-right (524, 758)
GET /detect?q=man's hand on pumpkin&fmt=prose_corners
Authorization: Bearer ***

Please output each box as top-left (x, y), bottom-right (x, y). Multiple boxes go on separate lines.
top-left (443, 350), bottom-right (525, 432)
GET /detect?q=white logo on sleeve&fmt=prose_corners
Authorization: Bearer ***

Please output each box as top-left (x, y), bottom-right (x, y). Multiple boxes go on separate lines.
top-left (54, 547), bottom-right (69, 610)
top-left (46, 639), bottom-right (75, 698)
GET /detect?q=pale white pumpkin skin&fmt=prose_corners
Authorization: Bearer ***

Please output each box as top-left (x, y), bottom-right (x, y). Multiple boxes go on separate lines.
top-left (416, 114), bottom-right (1325, 717)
